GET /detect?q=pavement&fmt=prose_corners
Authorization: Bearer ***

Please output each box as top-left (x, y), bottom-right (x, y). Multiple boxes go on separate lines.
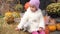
top-left (50, 31), bottom-right (60, 34)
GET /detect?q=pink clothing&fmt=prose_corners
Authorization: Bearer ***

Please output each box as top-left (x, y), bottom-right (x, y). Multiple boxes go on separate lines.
top-left (32, 31), bottom-right (38, 34)
top-left (39, 30), bottom-right (45, 34)
top-left (32, 30), bottom-right (45, 34)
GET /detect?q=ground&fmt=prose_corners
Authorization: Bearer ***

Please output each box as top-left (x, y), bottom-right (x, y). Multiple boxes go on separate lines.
top-left (0, 18), bottom-right (29, 34)
top-left (50, 31), bottom-right (60, 34)
top-left (0, 17), bottom-right (60, 34)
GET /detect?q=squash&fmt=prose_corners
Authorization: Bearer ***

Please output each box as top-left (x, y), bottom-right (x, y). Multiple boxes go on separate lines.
top-left (48, 24), bottom-right (56, 32)
top-left (56, 23), bottom-right (60, 30)
top-left (24, 2), bottom-right (30, 10)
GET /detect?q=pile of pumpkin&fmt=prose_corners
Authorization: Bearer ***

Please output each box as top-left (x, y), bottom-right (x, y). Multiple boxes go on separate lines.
top-left (45, 23), bottom-right (60, 34)
top-left (4, 11), bottom-right (20, 24)
top-left (46, 23), bottom-right (60, 32)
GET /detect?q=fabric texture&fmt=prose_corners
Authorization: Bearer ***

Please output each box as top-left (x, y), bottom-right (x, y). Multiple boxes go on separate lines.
top-left (32, 31), bottom-right (38, 34)
top-left (17, 7), bottom-right (45, 33)
top-left (39, 30), bottom-right (45, 34)
top-left (32, 30), bottom-right (45, 34)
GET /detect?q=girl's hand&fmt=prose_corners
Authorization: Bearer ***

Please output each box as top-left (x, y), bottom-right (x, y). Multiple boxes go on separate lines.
top-left (15, 27), bottom-right (20, 31)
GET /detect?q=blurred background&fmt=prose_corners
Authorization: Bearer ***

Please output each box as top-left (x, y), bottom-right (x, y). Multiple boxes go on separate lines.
top-left (0, 0), bottom-right (60, 34)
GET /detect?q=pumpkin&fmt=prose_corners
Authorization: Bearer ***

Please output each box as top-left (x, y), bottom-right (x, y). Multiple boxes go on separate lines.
top-left (12, 12), bottom-right (20, 18)
top-left (48, 24), bottom-right (56, 32)
top-left (24, 2), bottom-right (30, 10)
top-left (45, 26), bottom-right (50, 34)
top-left (56, 23), bottom-right (60, 30)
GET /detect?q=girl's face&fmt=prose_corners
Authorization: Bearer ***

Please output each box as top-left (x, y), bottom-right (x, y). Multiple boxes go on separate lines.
top-left (30, 5), bottom-right (37, 12)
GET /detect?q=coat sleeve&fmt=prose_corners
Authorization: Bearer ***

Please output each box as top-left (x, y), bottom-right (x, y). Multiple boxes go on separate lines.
top-left (39, 10), bottom-right (45, 29)
top-left (17, 11), bottom-right (29, 29)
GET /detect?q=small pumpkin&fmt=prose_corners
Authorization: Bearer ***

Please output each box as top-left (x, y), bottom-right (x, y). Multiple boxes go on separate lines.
top-left (45, 26), bottom-right (50, 34)
top-left (48, 24), bottom-right (56, 32)
top-left (24, 2), bottom-right (30, 10)
top-left (56, 23), bottom-right (60, 30)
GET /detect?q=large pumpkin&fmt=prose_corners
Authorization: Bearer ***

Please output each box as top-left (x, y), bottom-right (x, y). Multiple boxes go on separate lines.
top-left (48, 24), bottom-right (56, 32)
top-left (24, 2), bottom-right (30, 10)
top-left (56, 23), bottom-right (60, 30)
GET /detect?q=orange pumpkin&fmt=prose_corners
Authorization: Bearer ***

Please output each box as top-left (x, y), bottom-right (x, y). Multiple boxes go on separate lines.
top-left (56, 23), bottom-right (60, 30)
top-left (45, 26), bottom-right (50, 34)
top-left (48, 24), bottom-right (56, 32)
top-left (24, 2), bottom-right (30, 10)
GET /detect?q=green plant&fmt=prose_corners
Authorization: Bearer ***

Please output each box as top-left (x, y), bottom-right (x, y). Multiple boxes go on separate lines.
top-left (46, 3), bottom-right (60, 18)
top-left (14, 4), bottom-right (23, 11)
top-left (0, 16), bottom-right (4, 18)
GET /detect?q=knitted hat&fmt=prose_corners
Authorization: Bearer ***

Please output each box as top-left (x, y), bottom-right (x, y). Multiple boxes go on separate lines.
top-left (29, 0), bottom-right (40, 9)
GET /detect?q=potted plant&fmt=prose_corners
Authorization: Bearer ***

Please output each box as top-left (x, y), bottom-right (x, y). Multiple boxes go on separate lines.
top-left (46, 3), bottom-right (60, 18)
top-left (14, 4), bottom-right (23, 13)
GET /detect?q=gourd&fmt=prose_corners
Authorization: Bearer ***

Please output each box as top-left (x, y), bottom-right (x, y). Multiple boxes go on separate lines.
top-left (24, 2), bottom-right (30, 10)
top-left (48, 24), bottom-right (56, 32)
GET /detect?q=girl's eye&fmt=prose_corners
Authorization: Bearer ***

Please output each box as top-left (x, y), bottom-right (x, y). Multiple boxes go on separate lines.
top-left (30, 5), bottom-right (35, 8)
top-left (32, 6), bottom-right (35, 8)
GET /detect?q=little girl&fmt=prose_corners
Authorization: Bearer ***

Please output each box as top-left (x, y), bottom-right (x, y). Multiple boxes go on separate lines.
top-left (16, 0), bottom-right (45, 34)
